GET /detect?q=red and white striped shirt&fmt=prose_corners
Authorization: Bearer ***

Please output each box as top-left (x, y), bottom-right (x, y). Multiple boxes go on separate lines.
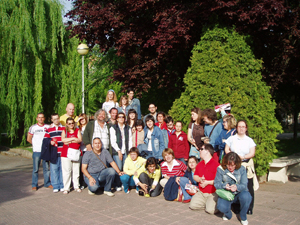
top-left (44, 125), bottom-right (64, 153)
top-left (160, 159), bottom-right (187, 177)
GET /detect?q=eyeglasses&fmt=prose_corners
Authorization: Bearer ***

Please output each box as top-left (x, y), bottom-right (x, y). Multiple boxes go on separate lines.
top-left (238, 126), bottom-right (246, 128)
top-left (118, 116), bottom-right (125, 119)
top-left (67, 122), bottom-right (74, 125)
top-left (199, 148), bottom-right (205, 151)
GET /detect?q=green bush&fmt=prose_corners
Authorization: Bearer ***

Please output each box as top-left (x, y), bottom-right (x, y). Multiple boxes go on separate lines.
top-left (169, 26), bottom-right (282, 176)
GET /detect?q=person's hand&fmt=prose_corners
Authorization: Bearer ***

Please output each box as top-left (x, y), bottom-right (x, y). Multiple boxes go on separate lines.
top-left (134, 171), bottom-right (138, 177)
top-left (225, 183), bottom-right (231, 190)
top-left (204, 139), bottom-right (210, 144)
top-left (199, 175), bottom-right (205, 183)
top-left (132, 127), bottom-right (136, 133)
top-left (89, 177), bottom-right (96, 186)
top-left (50, 141), bottom-right (55, 146)
top-left (175, 177), bottom-right (180, 185)
top-left (139, 183), bottom-right (148, 193)
top-left (118, 171), bottom-right (125, 176)
top-left (86, 145), bottom-right (92, 151)
top-left (184, 158), bottom-right (188, 161)
top-left (230, 184), bottom-right (237, 192)
top-left (200, 180), bottom-right (209, 188)
top-left (164, 175), bottom-right (170, 180)
top-left (118, 151), bottom-right (123, 161)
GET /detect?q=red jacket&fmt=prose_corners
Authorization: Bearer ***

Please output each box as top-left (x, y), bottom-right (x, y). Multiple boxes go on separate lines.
top-left (168, 131), bottom-right (189, 159)
top-left (155, 122), bottom-right (168, 130)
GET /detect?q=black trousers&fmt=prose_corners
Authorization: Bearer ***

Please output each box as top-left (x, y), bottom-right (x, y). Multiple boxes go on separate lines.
top-left (139, 172), bottom-right (162, 197)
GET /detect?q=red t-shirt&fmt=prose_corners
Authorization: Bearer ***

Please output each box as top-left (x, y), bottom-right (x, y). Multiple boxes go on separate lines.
top-left (194, 158), bottom-right (219, 194)
top-left (61, 128), bottom-right (81, 158)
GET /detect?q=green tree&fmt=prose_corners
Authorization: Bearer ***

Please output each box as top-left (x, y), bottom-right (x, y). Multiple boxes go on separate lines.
top-left (0, 0), bottom-right (82, 144)
top-left (169, 26), bottom-right (282, 176)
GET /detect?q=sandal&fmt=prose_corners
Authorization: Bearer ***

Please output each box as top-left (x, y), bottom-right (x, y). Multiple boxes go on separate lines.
top-left (75, 188), bottom-right (82, 193)
top-left (63, 190), bottom-right (69, 195)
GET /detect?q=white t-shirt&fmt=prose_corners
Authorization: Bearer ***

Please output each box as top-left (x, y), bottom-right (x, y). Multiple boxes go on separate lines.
top-left (225, 134), bottom-right (256, 157)
top-left (147, 130), bottom-right (153, 151)
top-left (102, 102), bottom-right (119, 118)
top-left (28, 124), bottom-right (50, 152)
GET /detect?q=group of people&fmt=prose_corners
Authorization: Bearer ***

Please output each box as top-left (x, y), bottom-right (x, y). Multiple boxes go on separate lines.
top-left (28, 88), bottom-right (256, 225)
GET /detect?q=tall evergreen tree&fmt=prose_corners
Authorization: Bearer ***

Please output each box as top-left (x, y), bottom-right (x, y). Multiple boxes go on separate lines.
top-left (169, 26), bottom-right (282, 176)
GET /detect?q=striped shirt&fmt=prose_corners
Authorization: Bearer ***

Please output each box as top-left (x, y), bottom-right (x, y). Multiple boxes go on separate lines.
top-left (160, 159), bottom-right (187, 177)
top-left (44, 125), bottom-right (64, 153)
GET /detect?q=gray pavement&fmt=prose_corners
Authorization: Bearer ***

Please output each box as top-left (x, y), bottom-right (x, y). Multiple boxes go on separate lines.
top-left (0, 154), bottom-right (300, 225)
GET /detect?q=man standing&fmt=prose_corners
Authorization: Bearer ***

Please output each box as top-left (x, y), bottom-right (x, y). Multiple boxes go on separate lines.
top-left (44, 113), bottom-right (64, 193)
top-left (83, 109), bottom-right (111, 153)
top-left (60, 103), bottom-right (78, 126)
top-left (107, 107), bottom-right (118, 126)
top-left (127, 88), bottom-right (141, 119)
top-left (143, 103), bottom-right (158, 124)
top-left (27, 113), bottom-right (52, 191)
top-left (189, 144), bottom-right (219, 214)
top-left (82, 138), bottom-right (124, 196)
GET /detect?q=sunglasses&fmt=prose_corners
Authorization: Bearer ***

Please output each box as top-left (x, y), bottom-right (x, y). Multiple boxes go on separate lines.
top-left (67, 122), bottom-right (74, 125)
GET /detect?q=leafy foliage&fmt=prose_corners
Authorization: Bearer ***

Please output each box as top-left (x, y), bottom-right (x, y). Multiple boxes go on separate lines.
top-left (0, 0), bottom-right (82, 144)
top-left (169, 26), bottom-right (282, 176)
top-left (66, 0), bottom-right (300, 97)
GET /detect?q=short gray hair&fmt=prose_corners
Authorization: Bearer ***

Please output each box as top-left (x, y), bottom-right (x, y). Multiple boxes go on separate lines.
top-left (94, 109), bottom-right (108, 122)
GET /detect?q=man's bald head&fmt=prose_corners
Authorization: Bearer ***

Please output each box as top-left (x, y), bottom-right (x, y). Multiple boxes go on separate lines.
top-left (66, 103), bottom-right (75, 117)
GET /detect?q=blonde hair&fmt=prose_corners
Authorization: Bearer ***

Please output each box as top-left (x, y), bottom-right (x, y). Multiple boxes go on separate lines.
top-left (223, 114), bottom-right (236, 130)
top-left (162, 148), bottom-right (175, 160)
top-left (105, 90), bottom-right (118, 103)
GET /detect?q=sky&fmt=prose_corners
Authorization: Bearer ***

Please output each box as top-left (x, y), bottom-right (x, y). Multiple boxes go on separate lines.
top-left (59, 0), bottom-right (73, 22)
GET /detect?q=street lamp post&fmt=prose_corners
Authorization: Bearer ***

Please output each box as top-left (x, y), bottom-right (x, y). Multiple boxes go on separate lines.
top-left (77, 44), bottom-right (89, 113)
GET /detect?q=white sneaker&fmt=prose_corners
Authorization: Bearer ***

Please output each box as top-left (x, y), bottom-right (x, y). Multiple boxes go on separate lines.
top-left (116, 187), bottom-right (122, 192)
top-left (88, 190), bottom-right (95, 195)
top-left (126, 190), bottom-right (130, 194)
top-left (53, 189), bottom-right (59, 193)
top-left (241, 220), bottom-right (248, 225)
top-left (104, 191), bottom-right (115, 197)
top-left (222, 214), bottom-right (229, 221)
top-left (135, 189), bottom-right (139, 194)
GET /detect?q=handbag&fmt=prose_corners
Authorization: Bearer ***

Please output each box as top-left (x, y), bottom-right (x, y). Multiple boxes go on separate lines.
top-left (216, 189), bottom-right (235, 201)
top-left (189, 123), bottom-right (200, 158)
top-left (185, 183), bottom-right (199, 196)
top-left (66, 130), bottom-right (80, 161)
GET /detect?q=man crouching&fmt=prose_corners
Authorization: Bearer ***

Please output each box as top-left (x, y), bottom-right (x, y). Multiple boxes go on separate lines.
top-left (82, 138), bottom-right (124, 196)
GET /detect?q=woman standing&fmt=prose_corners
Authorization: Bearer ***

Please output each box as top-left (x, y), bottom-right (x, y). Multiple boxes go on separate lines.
top-left (225, 120), bottom-right (256, 215)
top-left (61, 117), bottom-right (82, 194)
top-left (102, 89), bottom-right (119, 117)
top-left (118, 95), bottom-right (130, 117)
top-left (187, 107), bottom-right (204, 159)
top-left (127, 109), bottom-right (138, 130)
top-left (215, 115), bottom-right (236, 161)
top-left (155, 111), bottom-right (168, 130)
top-left (214, 152), bottom-right (252, 224)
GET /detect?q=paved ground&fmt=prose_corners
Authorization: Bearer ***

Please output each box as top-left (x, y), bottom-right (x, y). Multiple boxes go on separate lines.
top-left (0, 154), bottom-right (300, 225)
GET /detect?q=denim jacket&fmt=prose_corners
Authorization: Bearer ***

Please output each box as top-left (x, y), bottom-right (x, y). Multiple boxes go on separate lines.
top-left (128, 98), bottom-right (141, 119)
top-left (144, 126), bottom-right (165, 160)
top-left (214, 165), bottom-right (248, 194)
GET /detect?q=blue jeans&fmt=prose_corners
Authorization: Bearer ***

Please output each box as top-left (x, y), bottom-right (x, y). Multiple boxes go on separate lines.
top-left (32, 152), bottom-right (51, 188)
top-left (120, 174), bottom-right (136, 193)
top-left (178, 177), bottom-right (192, 200)
top-left (84, 168), bottom-right (120, 193)
top-left (50, 155), bottom-right (64, 190)
top-left (113, 153), bottom-right (127, 171)
top-left (217, 190), bottom-right (252, 221)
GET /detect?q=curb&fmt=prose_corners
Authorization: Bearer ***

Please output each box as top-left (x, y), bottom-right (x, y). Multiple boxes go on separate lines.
top-left (0, 148), bottom-right (32, 159)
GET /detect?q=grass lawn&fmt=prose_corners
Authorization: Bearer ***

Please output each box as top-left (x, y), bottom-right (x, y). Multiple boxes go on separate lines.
top-left (275, 137), bottom-right (300, 158)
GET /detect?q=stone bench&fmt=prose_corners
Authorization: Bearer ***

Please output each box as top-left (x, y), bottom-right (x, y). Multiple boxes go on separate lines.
top-left (268, 153), bottom-right (300, 183)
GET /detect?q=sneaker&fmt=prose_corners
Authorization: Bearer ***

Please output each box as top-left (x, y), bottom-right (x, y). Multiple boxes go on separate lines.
top-left (223, 214), bottom-right (229, 221)
top-left (126, 190), bottom-right (130, 194)
top-left (80, 186), bottom-right (85, 190)
top-left (116, 187), bottom-right (122, 192)
top-left (182, 199), bottom-right (191, 203)
top-left (104, 191), bottom-right (115, 197)
top-left (46, 185), bottom-right (53, 189)
top-left (53, 189), bottom-right (59, 193)
top-left (135, 189), bottom-right (139, 194)
top-left (145, 194), bottom-right (150, 198)
top-left (88, 190), bottom-right (95, 195)
top-left (241, 220), bottom-right (248, 225)
top-left (60, 189), bottom-right (64, 192)
top-left (32, 187), bottom-right (37, 191)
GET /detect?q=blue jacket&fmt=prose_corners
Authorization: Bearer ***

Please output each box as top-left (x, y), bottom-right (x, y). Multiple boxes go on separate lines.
top-left (128, 98), bottom-right (141, 119)
top-left (214, 165), bottom-right (248, 195)
top-left (41, 138), bottom-right (58, 164)
top-left (215, 128), bottom-right (236, 152)
top-left (164, 176), bottom-right (179, 201)
top-left (144, 126), bottom-right (165, 160)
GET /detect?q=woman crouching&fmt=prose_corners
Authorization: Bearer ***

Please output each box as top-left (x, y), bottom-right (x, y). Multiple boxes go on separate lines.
top-left (214, 152), bottom-right (252, 225)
